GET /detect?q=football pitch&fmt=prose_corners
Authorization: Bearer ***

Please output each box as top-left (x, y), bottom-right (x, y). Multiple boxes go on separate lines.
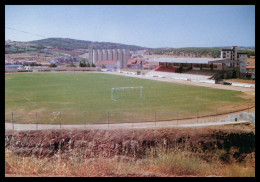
top-left (5, 72), bottom-right (251, 124)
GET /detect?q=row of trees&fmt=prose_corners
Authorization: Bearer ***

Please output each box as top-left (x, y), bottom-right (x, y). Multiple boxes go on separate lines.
top-left (151, 47), bottom-right (221, 58)
top-left (150, 47), bottom-right (255, 59)
top-left (50, 61), bottom-right (96, 68)
top-left (237, 50), bottom-right (255, 58)
top-left (79, 60), bottom-right (96, 67)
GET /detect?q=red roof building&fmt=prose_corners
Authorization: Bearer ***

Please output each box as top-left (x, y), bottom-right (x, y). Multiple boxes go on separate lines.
top-left (143, 62), bottom-right (159, 70)
top-left (96, 60), bottom-right (118, 66)
top-left (96, 60), bottom-right (120, 71)
top-left (246, 65), bottom-right (255, 69)
top-left (126, 58), bottom-right (145, 69)
top-left (246, 65), bottom-right (255, 74)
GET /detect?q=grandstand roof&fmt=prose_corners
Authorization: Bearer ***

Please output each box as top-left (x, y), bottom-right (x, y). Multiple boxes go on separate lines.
top-left (209, 59), bottom-right (242, 63)
top-left (147, 58), bottom-right (240, 64)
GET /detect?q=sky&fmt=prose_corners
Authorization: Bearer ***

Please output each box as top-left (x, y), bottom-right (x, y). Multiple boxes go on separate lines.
top-left (5, 5), bottom-right (255, 48)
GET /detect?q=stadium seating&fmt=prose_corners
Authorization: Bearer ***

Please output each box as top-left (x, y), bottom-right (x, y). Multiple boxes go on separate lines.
top-left (145, 71), bottom-right (212, 82)
top-left (153, 65), bottom-right (177, 72)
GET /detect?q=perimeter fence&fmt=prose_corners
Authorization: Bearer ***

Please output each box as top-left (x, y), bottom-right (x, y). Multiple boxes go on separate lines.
top-left (5, 102), bottom-right (255, 130)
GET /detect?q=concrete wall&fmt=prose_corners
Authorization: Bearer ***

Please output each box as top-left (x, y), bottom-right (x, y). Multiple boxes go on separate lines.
top-left (221, 112), bottom-right (255, 125)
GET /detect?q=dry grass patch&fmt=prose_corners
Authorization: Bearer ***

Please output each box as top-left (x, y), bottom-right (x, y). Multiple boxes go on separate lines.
top-left (5, 148), bottom-right (255, 177)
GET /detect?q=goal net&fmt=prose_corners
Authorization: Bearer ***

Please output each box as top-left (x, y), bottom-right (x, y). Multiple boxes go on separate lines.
top-left (111, 86), bottom-right (144, 101)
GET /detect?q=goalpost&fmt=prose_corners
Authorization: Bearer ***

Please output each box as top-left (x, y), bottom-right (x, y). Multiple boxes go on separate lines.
top-left (111, 86), bottom-right (144, 101)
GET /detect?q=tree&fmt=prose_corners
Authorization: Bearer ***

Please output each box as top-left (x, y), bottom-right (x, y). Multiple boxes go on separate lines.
top-left (79, 60), bottom-right (87, 67)
top-left (50, 63), bottom-right (57, 67)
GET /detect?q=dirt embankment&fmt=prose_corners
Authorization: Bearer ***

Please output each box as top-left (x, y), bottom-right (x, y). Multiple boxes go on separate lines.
top-left (5, 124), bottom-right (255, 161)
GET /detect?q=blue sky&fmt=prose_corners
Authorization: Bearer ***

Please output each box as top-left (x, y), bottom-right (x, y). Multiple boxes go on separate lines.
top-left (5, 5), bottom-right (255, 48)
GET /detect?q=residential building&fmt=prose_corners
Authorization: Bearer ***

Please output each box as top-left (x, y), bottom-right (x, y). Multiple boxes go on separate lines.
top-left (96, 60), bottom-right (120, 71)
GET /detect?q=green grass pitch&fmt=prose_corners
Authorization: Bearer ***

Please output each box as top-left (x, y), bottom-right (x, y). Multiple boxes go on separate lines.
top-left (5, 72), bottom-right (250, 124)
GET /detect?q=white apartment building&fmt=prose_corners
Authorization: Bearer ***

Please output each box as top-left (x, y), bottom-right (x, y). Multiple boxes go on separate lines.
top-left (220, 46), bottom-right (247, 73)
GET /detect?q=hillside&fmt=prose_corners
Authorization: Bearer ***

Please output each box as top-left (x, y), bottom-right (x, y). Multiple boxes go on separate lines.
top-left (147, 47), bottom-right (255, 58)
top-left (29, 38), bottom-right (147, 51)
top-left (5, 38), bottom-right (255, 64)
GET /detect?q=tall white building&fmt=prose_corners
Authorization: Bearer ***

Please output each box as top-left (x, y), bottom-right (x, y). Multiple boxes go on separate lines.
top-left (220, 46), bottom-right (247, 74)
top-left (108, 49), bottom-right (113, 60)
top-left (92, 50), bottom-right (98, 65)
top-left (102, 49), bottom-right (108, 61)
top-left (122, 49), bottom-right (131, 69)
top-left (89, 47), bottom-right (131, 69)
top-left (97, 50), bottom-right (103, 62)
top-left (113, 49), bottom-right (118, 62)
top-left (238, 53), bottom-right (247, 73)
top-left (118, 49), bottom-right (123, 68)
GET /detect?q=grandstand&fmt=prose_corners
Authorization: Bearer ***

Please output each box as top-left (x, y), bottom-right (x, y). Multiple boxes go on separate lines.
top-left (146, 70), bottom-right (213, 82)
top-left (146, 46), bottom-right (247, 82)
top-left (153, 65), bottom-right (178, 72)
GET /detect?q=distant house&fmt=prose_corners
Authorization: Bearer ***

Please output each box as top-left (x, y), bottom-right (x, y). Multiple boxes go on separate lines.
top-left (24, 66), bottom-right (31, 71)
top-left (246, 65), bottom-right (255, 73)
top-left (5, 65), bottom-right (22, 69)
top-left (96, 60), bottom-right (120, 71)
top-left (23, 61), bottom-right (37, 66)
top-left (50, 60), bottom-right (56, 64)
top-left (55, 57), bottom-right (78, 64)
top-left (127, 59), bottom-right (144, 69)
top-left (246, 65), bottom-right (255, 79)
top-left (143, 61), bottom-right (159, 70)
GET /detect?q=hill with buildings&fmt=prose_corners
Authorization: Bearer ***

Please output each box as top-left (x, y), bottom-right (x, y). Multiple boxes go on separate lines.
top-left (28, 38), bottom-right (147, 51)
top-left (5, 38), bottom-right (255, 65)
top-left (147, 47), bottom-right (255, 58)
